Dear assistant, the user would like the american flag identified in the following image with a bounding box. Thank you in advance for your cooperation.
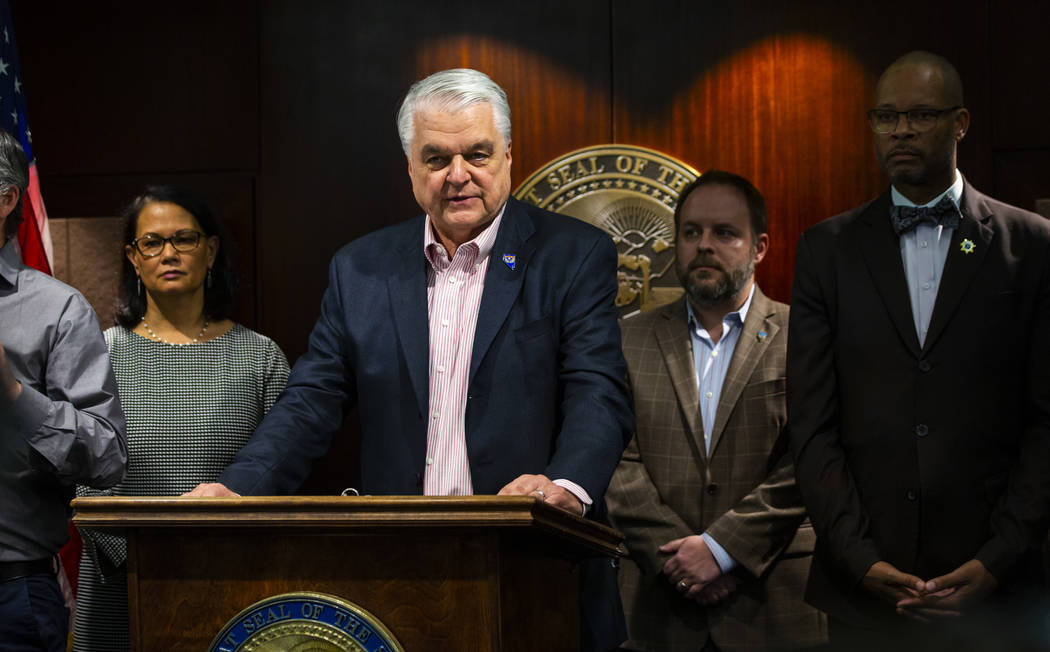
[1,0,52,274]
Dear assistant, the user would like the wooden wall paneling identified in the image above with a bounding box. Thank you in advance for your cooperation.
[258,0,613,493]
[10,0,261,325]
[10,0,260,177]
[988,0,1050,150]
[408,12,614,188]
[50,216,124,328]
[259,0,421,495]
[258,0,423,362]
[994,151,1050,215]
[610,0,990,302]
[988,0,1050,210]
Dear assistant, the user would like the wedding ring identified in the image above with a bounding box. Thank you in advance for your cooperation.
[533,489,547,499]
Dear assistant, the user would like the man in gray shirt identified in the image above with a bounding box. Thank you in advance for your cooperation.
[0,129,126,651]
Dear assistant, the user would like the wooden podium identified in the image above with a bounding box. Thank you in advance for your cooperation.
[72,496,623,651]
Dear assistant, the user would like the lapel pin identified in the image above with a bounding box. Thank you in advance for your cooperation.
[502,254,516,270]
[757,330,768,342]
[959,238,976,255]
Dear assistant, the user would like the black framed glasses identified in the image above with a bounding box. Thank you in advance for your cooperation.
[131,230,204,257]
[866,106,961,134]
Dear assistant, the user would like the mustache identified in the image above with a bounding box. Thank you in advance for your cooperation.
[688,257,725,273]
[888,146,922,157]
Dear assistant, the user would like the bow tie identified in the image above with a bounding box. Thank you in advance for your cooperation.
[890,195,961,235]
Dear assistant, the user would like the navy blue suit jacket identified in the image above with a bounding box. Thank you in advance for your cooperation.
[219,197,633,501]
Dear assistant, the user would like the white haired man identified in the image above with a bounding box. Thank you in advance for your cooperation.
[190,68,634,651]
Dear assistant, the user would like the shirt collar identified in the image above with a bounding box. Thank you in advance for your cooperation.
[891,169,963,209]
[423,202,506,270]
[685,283,755,337]
[0,238,20,287]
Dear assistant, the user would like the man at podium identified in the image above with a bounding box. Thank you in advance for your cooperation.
[188,68,634,650]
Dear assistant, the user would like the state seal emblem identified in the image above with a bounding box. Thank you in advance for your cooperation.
[515,145,699,314]
[208,592,404,652]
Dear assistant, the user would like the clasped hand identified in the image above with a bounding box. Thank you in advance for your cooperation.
[659,535,739,605]
[862,559,997,622]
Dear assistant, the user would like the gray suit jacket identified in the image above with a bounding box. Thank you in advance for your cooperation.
[607,289,825,652]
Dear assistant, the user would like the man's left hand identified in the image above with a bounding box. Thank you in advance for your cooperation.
[659,535,722,598]
[896,559,998,621]
[183,482,240,497]
[498,473,583,514]
[695,573,740,606]
[0,339,22,403]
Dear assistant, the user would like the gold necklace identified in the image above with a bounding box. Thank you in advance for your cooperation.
[141,319,209,346]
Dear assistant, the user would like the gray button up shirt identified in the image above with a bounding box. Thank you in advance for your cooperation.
[0,238,126,562]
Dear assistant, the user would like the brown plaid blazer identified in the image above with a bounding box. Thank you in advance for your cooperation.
[607,290,825,652]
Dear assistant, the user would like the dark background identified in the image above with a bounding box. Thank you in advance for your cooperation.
[11,0,1049,492]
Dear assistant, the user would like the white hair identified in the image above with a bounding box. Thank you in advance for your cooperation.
[396,68,511,154]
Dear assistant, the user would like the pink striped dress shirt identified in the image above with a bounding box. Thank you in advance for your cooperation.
[422,209,504,495]
[421,208,591,510]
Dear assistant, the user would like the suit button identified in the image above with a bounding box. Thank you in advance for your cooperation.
[706,483,719,496]
[915,424,928,437]
[906,489,917,501]
[918,360,931,372]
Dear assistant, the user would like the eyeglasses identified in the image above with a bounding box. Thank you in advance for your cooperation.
[866,106,961,134]
[131,230,204,257]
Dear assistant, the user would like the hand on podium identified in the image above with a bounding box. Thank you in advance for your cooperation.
[498,473,584,515]
[184,482,240,497]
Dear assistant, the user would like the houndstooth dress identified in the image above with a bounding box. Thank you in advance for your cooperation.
[72,324,290,651]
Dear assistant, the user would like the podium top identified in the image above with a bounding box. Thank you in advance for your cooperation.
[72,495,624,557]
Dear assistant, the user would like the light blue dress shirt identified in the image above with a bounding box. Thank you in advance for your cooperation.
[893,170,964,346]
[686,284,754,574]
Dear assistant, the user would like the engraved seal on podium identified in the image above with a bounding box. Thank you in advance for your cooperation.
[208,592,404,652]
[514,145,698,314]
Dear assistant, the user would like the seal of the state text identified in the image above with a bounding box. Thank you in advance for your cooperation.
[208,592,404,652]
[515,144,699,314]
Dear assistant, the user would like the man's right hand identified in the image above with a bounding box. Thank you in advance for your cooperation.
[660,535,723,598]
[183,482,239,497]
[861,560,925,606]
[894,558,996,621]
[0,339,22,403]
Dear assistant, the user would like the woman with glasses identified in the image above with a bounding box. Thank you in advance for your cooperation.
[72,186,290,652]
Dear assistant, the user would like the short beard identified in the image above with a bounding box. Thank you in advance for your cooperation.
[678,246,756,308]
